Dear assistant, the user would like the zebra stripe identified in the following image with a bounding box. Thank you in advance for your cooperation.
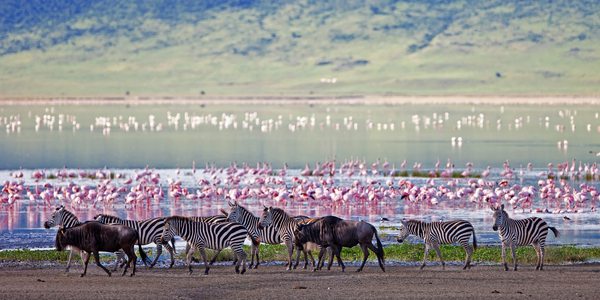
[94,214,174,268]
[257,206,301,270]
[492,204,559,271]
[226,201,281,268]
[162,216,247,275]
[397,219,477,270]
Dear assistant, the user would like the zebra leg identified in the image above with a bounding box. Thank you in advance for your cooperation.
[233,245,247,274]
[307,250,316,270]
[285,239,294,271]
[198,246,210,275]
[81,251,91,277]
[187,243,200,263]
[65,249,74,273]
[539,245,546,271]
[293,245,302,270]
[254,243,260,269]
[93,251,112,277]
[163,243,175,268]
[510,243,518,271]
[208,249,222,265]
[356,243,369,272]
[420,244,430,270]
[463,244,473,270]
[149,242,162,268]
[533,242,542,270]
[432,243,445,270]
[186,245,195,275]
[501,242,509,271]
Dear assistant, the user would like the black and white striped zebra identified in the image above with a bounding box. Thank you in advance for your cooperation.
[225,201,281,269]
[257,206,302,270]
[94,214,174,268]
[161,216,248,275]
[186,214,230,264]
[43,205,125,272]
[397,219,477,270]
[491,204,559,271]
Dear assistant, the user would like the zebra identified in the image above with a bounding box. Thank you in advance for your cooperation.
[397,219,477,270]
[161,216,248,275]
[94,214,174,268]
[186,213,230,264]
[225,201,281,269]
[491,204,559,271]
[43,205,125,272]
[257,206,302,270]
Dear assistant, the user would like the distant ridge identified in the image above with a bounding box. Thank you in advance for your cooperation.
[0,0,598,97]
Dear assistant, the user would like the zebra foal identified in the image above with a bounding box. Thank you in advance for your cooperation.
[491,204,559,271]
[397,219,477,270]
[161,216,248,275]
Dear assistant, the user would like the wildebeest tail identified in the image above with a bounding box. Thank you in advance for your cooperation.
[549,226,560,238]
[136,233,150,264]
[373,225,384,264]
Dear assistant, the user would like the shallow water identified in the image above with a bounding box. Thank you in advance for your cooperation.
[0,168,598,250]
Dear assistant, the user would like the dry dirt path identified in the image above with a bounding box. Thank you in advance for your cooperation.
[0,263,598,299]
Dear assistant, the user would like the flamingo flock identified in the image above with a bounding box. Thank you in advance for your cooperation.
[1,159,599,216]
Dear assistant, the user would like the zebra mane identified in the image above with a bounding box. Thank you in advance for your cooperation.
[60,208,80,223]
[269,207,291,219]
[165,216,191,223]
[94,213,122,221]
[235,203,255,216]
[405,219,426,237]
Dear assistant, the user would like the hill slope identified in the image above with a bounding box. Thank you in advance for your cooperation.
[0,0,599,97]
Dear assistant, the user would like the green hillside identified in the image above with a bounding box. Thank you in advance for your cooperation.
[0,0,599,97]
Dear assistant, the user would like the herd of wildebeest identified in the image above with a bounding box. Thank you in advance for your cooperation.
[45,202,559,277]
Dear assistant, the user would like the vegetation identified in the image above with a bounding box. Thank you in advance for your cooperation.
[3,244,600,265]
[0,0,598,97]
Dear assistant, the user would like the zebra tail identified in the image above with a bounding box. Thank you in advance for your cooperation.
[472,230,477,251]
[373,227,385,264]
[549,226,560,238]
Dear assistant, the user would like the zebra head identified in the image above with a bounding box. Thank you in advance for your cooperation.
[226,201,242,223]
[396,219,410,243]
[161,218,176,244]
[257,206,272,230]
[43,205,66,229]
[491,204,506,231]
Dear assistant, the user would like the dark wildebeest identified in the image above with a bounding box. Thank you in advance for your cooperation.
[55,221,148,277]
[294,215,385,272]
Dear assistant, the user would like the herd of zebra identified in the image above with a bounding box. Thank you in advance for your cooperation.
[43,202,560,277]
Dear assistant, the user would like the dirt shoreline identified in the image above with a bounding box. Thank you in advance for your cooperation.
[0,95,599,105]
[0,263,598,299]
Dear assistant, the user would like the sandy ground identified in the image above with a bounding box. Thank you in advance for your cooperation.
[0,262,598,299]
[0,96,599,105]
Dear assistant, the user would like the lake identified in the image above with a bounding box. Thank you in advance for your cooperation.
[0,101,599,250]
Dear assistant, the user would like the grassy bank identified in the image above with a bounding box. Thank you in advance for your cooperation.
[2,245,600,265]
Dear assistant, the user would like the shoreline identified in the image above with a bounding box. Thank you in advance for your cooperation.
[1,95,600,105]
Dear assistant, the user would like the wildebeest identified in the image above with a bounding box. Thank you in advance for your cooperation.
[294,215,385,272]
[55,221,148,277]
[292,216,331,270]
